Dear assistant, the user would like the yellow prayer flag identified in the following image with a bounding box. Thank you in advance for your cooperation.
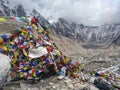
[9,41,15,45]
[23,66,28,71]
[22,49,28,57]
[38,28,43,33]
[13,59,17,63]
[20,72,24,78]
[3,46,7,51]
[0,18,6,22]
[57,51,61,56]
[22,16,26,19]
[64,57,70,64]
[0,38,3,43]
[33,73,36,77]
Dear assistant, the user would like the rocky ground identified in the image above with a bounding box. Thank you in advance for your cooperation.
[50,34,120,70]
[0,20,24,35]
[0,21,120,90]
[3,76,99,90]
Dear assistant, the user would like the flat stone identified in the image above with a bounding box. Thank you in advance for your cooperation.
[74,83,90,90]
[67,83,74,89]
[89,77,95,83]
[74,83,82,87]
[61,88,68,90]
[60,86,69,90]
[89,85,99,90]
[20,83,31,90]
[56,87,61,90]
[72,78,80,84]
[40,80,44,83]
[49,82,54,86]
[116,82,120,89]
[44,86,52,90]
[31,87,39,90]
[64,78,72,83]
[55,84,60,88]
[52,85,56,89]
[57,76,65,80]
[11,87,15,90]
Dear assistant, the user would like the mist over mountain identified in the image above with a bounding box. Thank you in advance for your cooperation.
[1,0,120,25]
[49,18,120,48]
[0,0,120,48]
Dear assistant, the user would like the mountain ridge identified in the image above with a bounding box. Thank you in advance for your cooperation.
[49,18,120,47]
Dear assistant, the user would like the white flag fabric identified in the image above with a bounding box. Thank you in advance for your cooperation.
[29,46,48,58]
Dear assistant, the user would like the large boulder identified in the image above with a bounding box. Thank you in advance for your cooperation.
[0,54,11,88]
[94,78,114,90]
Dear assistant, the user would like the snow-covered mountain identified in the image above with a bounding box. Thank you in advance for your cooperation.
[0,0,120,48]
[0,0,25,16]
[0,0,50,30]
[49,18,120,47]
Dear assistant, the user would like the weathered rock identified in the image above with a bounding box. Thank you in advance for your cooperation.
[40,80,44,83]
[31,87,39,90]
[60,88,68,90]
[57,76,65,80]
[89,77,95,83]
[52,85,56,89]
[60,86,69,90]
[67,83,74,89]
[64,77,72,83]
[11,87,15,90]
[114,81,120,89]
[74,83,90,90]
[94,78,114,90]
[49,82,54,86]
[89,85,99,90]
[0,54,11,88]
[74,83,82,87]
[20,83,31,90]
[71,78,80,84]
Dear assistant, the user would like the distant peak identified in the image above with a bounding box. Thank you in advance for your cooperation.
[58,18,68,24]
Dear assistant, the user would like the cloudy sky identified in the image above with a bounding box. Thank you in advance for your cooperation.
[9,0,120,25]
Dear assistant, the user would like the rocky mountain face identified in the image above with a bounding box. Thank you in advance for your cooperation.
[0,0,120,48]
[0,0,26,16]
[0,0,49,26]
[49,18,120,48]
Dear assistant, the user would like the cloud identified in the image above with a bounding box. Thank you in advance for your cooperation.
[8,0,120,25]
